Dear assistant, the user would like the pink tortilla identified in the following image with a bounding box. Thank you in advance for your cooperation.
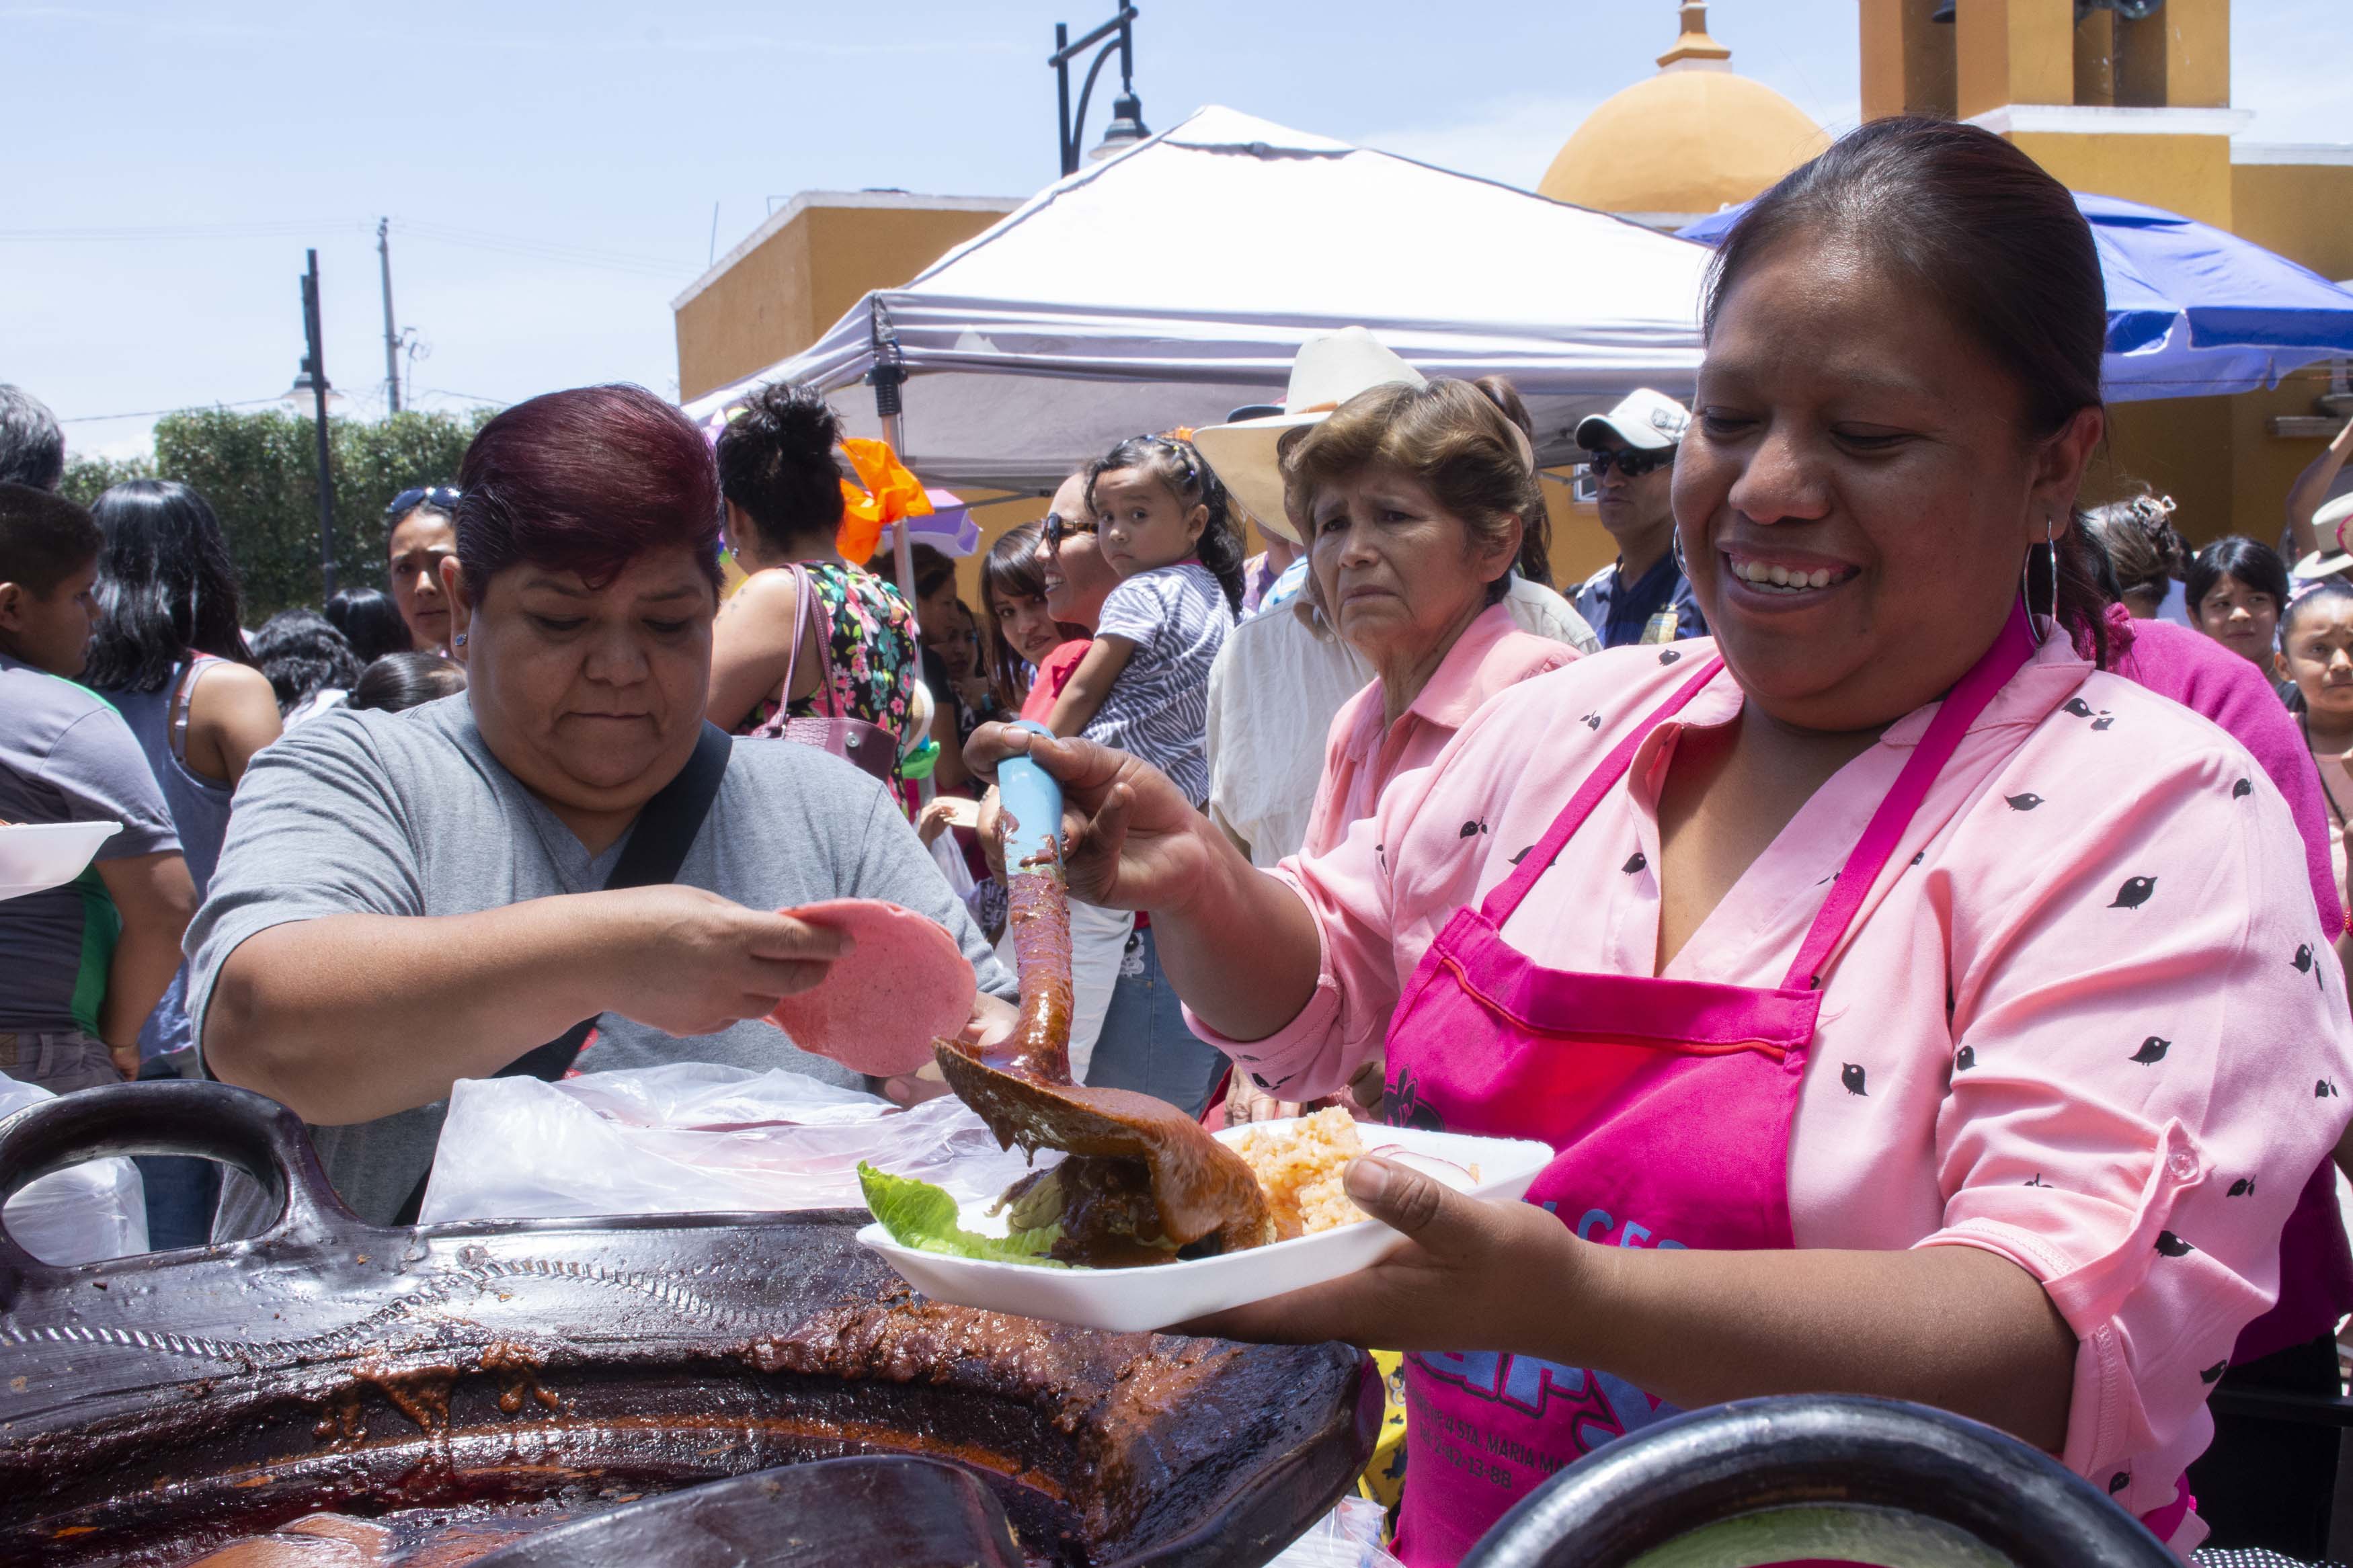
[766,899,978,1077]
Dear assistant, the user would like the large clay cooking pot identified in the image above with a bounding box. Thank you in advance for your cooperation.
[0,1081,1379,1567]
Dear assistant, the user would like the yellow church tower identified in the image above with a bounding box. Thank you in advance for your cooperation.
[1853,0,2352,542]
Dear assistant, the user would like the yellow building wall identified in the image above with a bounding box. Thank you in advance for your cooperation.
[674,202,1011,405]
[2006,131,2235,226]
[2100,397,2237,543]
[2232,164,2353,282]
[1956,0,2076,118]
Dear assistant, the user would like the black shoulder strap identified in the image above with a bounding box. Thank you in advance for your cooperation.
[392,723,733,1224]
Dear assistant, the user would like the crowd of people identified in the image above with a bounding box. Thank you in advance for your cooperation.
[4,115,2353,1559]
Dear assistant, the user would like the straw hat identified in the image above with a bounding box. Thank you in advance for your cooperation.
[1191,327,1426,543]
[2292,491,2353,583]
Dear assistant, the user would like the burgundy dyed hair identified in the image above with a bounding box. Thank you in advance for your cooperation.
[454,384,722,595]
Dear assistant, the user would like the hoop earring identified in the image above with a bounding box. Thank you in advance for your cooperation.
[2020,516,2057,649]
[1671,529,1688,580]
[2046,516,2060,624]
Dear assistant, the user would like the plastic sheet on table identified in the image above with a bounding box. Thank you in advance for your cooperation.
[0,1077,149,1263]
[419,1061,1053,1226]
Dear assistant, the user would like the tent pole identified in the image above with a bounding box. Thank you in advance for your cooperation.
[865,298,932,805]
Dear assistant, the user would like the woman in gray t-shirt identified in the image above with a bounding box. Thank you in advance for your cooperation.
[192,386,1014,1229]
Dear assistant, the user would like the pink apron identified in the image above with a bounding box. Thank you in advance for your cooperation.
[1381,613,2187,1564]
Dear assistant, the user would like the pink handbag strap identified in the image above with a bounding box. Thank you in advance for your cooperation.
[778,563,844,721]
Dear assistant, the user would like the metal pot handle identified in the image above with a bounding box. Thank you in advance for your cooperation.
[1460,1394,2176,1568]
[0,1079,370,1269]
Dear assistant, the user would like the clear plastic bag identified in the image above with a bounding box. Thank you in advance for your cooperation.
[0,1078,150,1264]
[1265,1497,1403,1568]
[417,1061,1051,1225]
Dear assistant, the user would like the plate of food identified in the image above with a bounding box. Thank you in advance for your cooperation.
[858,1108,1552,1333]
[848,725,1551,1333]
[0,821,120,903]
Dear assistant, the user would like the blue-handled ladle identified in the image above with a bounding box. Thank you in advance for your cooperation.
[932,722,1272,1257]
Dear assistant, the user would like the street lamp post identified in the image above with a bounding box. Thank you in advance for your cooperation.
[1049,7,1148,177]
[298,249,337,600]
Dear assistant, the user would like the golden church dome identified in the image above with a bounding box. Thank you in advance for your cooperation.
[1538,3,1829,224]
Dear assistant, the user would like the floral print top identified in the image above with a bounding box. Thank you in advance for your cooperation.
[735,563,921,741]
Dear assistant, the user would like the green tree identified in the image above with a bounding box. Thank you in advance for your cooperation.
[139,407,493,619]
[56,452,156,507]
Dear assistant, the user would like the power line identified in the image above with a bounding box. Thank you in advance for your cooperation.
[57,396,288,424]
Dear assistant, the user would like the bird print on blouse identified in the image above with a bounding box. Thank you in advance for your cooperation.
[2155,1231,2196,1257]
[2111,876,2158,909]
[1954,1044,1976,1071]
[2130,1037,2171,1065]
[2006,793,2045,811]
[1840,1063,1868,1096]
[1623,852,1646,875]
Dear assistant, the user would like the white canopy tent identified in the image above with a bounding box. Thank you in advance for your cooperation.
[683,107,1714,495]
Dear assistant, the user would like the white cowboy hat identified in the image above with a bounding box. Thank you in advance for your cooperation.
[1191,327,1427,543]
[2292,491,2353,583]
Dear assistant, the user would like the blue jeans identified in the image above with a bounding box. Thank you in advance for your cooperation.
[134,1055,219,1250]
[1085,923,1228,1119]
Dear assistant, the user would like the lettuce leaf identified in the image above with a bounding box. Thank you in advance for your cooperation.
[859,1162,1066,1268]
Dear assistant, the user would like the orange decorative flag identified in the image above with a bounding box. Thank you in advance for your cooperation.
[836,437,933,563]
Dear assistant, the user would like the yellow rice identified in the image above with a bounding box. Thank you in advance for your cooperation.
[1229,1107,1369,1241]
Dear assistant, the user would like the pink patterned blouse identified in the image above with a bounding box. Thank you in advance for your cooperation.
[1192,633,2353,1552]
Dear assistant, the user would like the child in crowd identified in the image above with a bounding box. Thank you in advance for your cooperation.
[2280,580,2353,926]
[0,483,195,1094]
[1043,434,1244,807]
[2188,534,2291,678]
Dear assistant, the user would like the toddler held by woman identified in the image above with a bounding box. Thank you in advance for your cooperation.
[1043,435,1244,807]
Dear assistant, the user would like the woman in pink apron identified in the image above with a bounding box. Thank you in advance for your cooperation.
[971,118,2353,1562]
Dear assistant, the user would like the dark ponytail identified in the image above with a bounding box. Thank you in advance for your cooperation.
[1706,116,2112,665]
[713,380,844,555]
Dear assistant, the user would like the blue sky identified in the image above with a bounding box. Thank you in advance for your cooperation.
[6,0,2340,459]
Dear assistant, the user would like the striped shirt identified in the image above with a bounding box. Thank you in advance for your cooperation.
[1088,563,1234,807]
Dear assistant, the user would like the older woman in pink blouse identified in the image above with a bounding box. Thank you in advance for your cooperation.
[973,119,2351,1563]
[1227,378,1579,1126]
[1293,378,1580,861]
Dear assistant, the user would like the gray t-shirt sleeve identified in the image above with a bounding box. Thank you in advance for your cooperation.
[186,712,420,1063]
[46,708,178,860]
[836,776,1019,1005]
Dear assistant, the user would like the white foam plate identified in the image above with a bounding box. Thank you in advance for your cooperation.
[0,821,120,903]
[858,1119,1554,1333]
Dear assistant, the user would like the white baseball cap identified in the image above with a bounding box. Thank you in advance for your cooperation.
[1190,327,1427,542]
[1575,387,1691,453]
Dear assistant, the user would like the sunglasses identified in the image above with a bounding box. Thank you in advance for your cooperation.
[1585,447,1673,479]
[385,485,461,518]
[1043,511,1096,549]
